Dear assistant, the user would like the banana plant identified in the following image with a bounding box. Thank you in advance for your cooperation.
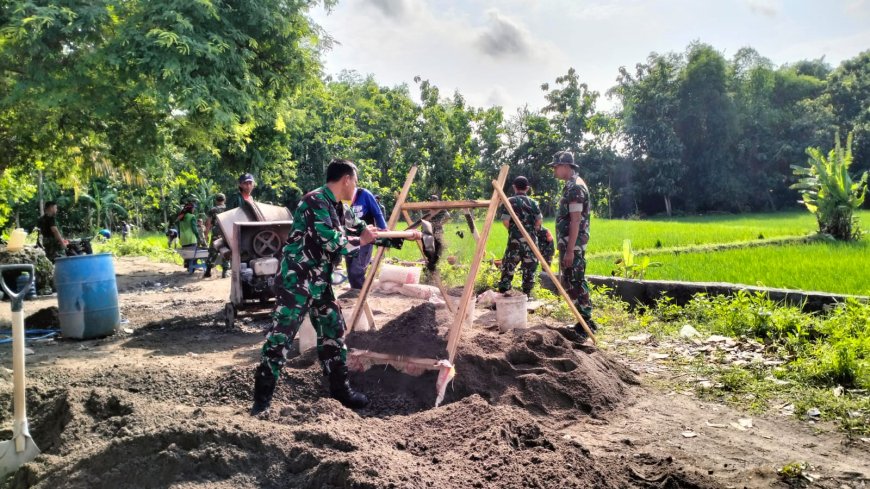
[613,239,661,279]
[791,132,868,241]
[79,181,128,231]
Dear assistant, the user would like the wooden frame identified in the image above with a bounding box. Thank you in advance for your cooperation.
[345,165,510,378]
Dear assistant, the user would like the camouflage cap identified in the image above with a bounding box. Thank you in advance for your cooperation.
[215,193,226,202]
[549,151,578,168]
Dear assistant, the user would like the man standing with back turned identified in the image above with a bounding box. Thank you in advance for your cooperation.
[250,159,420,415]
[496,176,542,296]
[550,151,597,339]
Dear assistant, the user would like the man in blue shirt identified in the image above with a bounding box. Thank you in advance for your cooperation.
[345,187,387,289]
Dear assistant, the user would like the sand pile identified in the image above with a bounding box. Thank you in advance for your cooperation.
[346,303,447,359]
[10,388,710,489]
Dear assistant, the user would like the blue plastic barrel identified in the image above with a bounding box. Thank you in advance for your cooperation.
[16,272,37,299]
[54,253,120,339]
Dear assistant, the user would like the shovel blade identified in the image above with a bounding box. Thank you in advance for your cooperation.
[0,436,40,478]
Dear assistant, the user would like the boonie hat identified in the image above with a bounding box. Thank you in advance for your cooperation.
[549,151,578,168]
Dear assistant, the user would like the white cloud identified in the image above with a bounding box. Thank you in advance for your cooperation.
[744,0,782,17]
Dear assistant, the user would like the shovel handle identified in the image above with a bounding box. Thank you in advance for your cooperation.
[375,231,420,240]
[0,264,35,305]
[0,265,33,452]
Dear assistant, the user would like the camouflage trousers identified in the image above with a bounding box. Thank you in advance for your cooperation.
[497,238,538,294]
[559,248,593,321]
[260,261,347,380]
[205,236,227,270]
[43,241,64,264]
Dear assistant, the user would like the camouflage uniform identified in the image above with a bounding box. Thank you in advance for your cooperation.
[36,214,64,263]
[496,194,542,295]
[556,174,593,322]
[258,185,402,381]
[537,227,555,268]
[205,204,226,270]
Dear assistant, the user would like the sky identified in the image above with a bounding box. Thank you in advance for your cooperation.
[309,0,870,113]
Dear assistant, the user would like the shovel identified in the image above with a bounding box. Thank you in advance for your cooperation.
[0,264,40,477]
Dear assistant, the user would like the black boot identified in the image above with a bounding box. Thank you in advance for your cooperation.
[221,267,228,278]
[250,363,277,416]
[203,265,212,278]
[328,364,369,409]
[573,318,598,340]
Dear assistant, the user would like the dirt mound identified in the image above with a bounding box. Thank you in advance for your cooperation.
[452,327,638,419]
[24,307,59,329]
[16,390,709,489]
[346,302,447,358]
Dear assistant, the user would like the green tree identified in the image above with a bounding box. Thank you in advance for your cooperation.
[824,51,870,176]
[676,43,739,211]
[0,0,330,193]
[791,132,868,240]
[613,53,685,215]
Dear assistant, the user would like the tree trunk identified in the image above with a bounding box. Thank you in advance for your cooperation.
[38,170,44,216]
[664,195,672,217]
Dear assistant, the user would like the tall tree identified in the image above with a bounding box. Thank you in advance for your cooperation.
[613,53,685,215]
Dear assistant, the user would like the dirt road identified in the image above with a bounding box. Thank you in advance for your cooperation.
[0,257,865,488]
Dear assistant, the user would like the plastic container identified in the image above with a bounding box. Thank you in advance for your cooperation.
[399,284,439,300]
[6,228,26,252]
[297,317,317,352]
[15,272,37,300]
[379,264,421,285]
[496,294,528,333]
[343,308,370,332]
[54,253,120,339]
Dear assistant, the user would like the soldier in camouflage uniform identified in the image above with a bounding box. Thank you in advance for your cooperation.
[537,227,555,268]
[496,176,543,295]
[203,193,227,278]
[550,151,597,338]
[36,201,67,263]
[250,159,420,415]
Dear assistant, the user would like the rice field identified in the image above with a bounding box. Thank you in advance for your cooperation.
[385,210,870,296]
[587,240,870,296]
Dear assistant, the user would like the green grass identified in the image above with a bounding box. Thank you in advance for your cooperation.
[589,240,870,296]
[389,210,869,261]
[385,210,870,296]
[592,290,870,436]
[93,231,182,264]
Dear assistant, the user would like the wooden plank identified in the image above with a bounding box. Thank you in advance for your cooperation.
[491,180,597,343]
[401,200,490,211]
[446,165,510,362]
[348,166,418,333]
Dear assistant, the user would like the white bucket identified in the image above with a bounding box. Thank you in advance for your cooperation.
[496,295,528,333]
[298,317,317,352]
[7,228,26,252]
[379,264,421,285]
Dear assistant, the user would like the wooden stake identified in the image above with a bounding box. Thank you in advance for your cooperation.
[446,165,510,362]
[491,180,596,343]
[348,166,418,333]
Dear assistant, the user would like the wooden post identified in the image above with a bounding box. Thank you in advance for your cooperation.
[348,166,418,333]
[491,181,596,343]
[446,165,510,362]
